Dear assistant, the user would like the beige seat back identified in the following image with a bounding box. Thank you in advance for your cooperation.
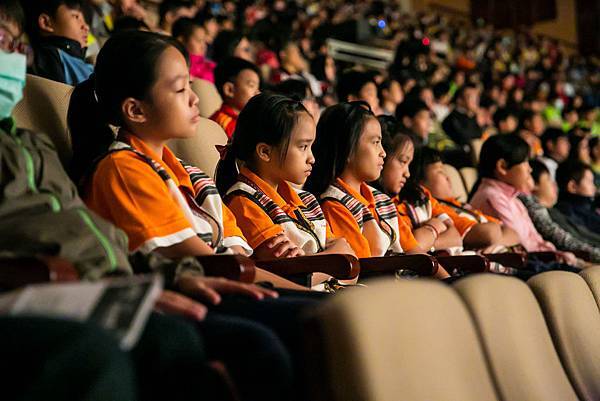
[307,278,499,401]
[528,271,600,401]
[454,274,579,401]
[470,137,484,164]
[12,74,74,165]
[459,167,478,195]
[443,164,468,202]
[168,117,227,178]
[192,79,222,118]
[580,267,600,308]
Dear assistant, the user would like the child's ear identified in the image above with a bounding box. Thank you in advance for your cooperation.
[566,178,578,194]
[121,98,147,124]
[255,143,273,163]
[38,13,54,34]
[223,82,235,99]
[496,159,509,176]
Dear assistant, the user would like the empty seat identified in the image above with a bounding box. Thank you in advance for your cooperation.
[454,274,579,401]
[168,117,228,178]
[12,74,74,165]
[192,79,222,118]
[459,167,478,194]
[306,278,500,401]
[443,164,468,202]
[528,271,600,401]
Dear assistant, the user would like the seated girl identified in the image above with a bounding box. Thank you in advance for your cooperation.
[414,146,521,250]
[216,93,355,286]
[469,134,579,266]
[376,132,464,254]
[304,102,450,278]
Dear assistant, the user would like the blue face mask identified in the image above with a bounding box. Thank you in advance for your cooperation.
[0,50,26,119]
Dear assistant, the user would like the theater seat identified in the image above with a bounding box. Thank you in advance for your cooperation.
[528,271,600,401]
[192,79,222,118]
[459,167,478,194]
[168,117,228,178]
[443,164,468,202]
[306,278,500,401]
[579,267,600,308]
[470,138,484,165]
[12,74,74,165]
[453,274,579,401]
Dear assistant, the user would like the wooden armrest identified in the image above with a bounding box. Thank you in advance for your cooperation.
[197,255,256,283]
[0,256,79,290]
[255,254,359,280]
[358,254,439,277]
[484,252,528,269]
[528,251,559,263]
[435,255,490,274]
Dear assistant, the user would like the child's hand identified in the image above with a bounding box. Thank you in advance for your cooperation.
[324,238,356,257]
[154,290,207,321]
[426,217,449,233]
[177,276,278,305]
[253,233,304,259]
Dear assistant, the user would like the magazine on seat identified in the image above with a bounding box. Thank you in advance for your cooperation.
[0,274,162,350]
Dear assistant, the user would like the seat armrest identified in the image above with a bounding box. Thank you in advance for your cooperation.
[255,254,359,280]
[435,255,490,274]
[359,254,439,277]
[484,252,527,269]
[197,255,256,283]
[0,256,79,290]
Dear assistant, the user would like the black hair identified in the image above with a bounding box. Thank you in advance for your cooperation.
[304,101,376,197]
[398,145,442,205]
[567,133,589,162]
[215,92,310,195]
[468,134,530,200]
[454,83,478,102]
[556,159,592,193]
[0,0,25,33]
[213,57,261,98]
[159,0,192,27]
[172,17,201,40]
[272,79,311,101]
[541,127,568,155]
[493,107,517,129]
[212,30,245,64]
[432,81,450,100]
[310,54,332,83]
[67,31,187,186]
[377,79,398,101]
[519,109,541,129]
[21,0,83,43]
[395,98,429,122]
[112,16,150,34]
[530,159,550,184]
[336,70,375,103]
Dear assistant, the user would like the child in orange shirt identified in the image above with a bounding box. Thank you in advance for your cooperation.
[216,92,354,266]
[210,57,261,139]
[303,102,450,277]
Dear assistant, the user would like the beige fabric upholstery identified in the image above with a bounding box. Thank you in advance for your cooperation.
[580,267,600,309]
[168,117,227,178]
[459,167,478,194]
[454,274,579,401]
[192,79,222,118]
[309,278,499,401]
[443,164,468,202]
[12,74,73,165]
[528,271,600,401]
[470,138,484,164]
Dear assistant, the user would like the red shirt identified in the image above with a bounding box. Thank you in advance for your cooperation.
[210,104,238,139]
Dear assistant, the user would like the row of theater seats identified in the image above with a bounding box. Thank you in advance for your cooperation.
[307,268,600,401]
[12,73,600,400]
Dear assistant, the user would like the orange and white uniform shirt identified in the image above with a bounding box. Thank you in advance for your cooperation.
[319,178,406,258]
[225,167,331,254]
[438,198,502,225]
[85,134,251,255]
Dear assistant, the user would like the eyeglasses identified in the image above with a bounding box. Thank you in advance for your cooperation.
[0,25,28,55]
